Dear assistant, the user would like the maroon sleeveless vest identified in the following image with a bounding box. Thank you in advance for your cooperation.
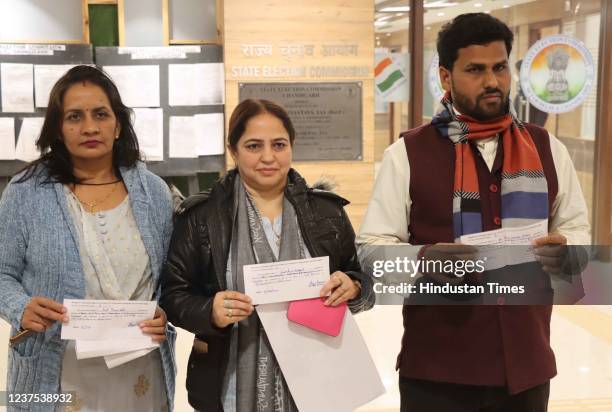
[398,123,558,394]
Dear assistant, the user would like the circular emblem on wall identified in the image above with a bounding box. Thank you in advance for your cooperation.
[428,52,445,101]
[520,34,594,114]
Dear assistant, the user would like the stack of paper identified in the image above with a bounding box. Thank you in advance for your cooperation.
[61,299,159,369]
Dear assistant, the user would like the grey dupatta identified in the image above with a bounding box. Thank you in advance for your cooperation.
[230,175,300,412]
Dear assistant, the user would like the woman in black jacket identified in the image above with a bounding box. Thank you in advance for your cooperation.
[160,99,374,412]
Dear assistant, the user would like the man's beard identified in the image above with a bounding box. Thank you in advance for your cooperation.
[451,85,510,121]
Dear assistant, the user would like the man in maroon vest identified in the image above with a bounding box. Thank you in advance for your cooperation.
[357,13,590,412]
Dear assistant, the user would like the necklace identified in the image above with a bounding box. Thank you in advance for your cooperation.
[73,182,120,213]
[76,179,122,186]
[270,220,281,247]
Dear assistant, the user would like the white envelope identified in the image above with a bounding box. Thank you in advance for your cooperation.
[257,303,385,412]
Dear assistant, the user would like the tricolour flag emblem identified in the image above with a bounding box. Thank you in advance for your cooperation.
[375,57,406,93]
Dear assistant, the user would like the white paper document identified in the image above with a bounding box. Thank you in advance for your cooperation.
[61,299,157,340]
[104,347,157,369]
[169,115,197,158]
[72,305,159,369]
[257,303,385,412]
[15,117,44,161]
[77,339,158,369]
[244,256,330,305]
[132,108,164,161]
[168,63,225,106]
[103,65,160,108]
[34,64,77,107]
[460,220,548,270]
[194,113,225,155]
[168,113,224,158]
[75,338,158,360]
[0,117,16,160]
[1,63,34,112]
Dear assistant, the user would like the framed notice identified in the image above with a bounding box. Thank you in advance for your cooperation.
[239,82,362,161]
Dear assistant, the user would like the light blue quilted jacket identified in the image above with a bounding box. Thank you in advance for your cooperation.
[0,162,176,411]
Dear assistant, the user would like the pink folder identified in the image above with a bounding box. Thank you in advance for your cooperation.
[287,297,347,337]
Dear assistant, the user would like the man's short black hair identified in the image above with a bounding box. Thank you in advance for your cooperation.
[437,13,514,70]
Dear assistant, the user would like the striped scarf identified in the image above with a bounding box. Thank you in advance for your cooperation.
[431,92,548,240]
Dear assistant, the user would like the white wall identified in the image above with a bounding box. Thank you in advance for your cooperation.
[0,0,83,42]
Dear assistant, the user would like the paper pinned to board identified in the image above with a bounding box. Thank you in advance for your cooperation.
[103,65,160,108]
[34,64,78,107]
[168,115,197,158]
[15,117,43,162]
[257,303,385,412]
[132,108,164,161]
[194,112,224,156]
[1,63,34,113]
[0,117,16,160]
[168,63,224,106]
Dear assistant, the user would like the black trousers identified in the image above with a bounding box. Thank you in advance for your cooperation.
[399,377,550,412]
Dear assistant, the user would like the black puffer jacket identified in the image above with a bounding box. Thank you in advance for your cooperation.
[160,168,374,411]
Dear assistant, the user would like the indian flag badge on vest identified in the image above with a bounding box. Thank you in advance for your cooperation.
[375,53,409,101]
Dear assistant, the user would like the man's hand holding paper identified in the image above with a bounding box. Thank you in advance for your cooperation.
[532,233,568,275]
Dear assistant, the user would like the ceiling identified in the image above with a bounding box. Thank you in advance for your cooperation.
[374,0,537,33]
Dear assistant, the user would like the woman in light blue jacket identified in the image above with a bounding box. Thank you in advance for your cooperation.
[0,65,175,411]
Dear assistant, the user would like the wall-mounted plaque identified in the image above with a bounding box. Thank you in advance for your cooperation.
[239,82,362,161]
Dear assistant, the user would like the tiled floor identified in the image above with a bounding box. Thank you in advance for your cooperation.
[355,305,612,411]
[0,306,609,411]
[549,398,612,411]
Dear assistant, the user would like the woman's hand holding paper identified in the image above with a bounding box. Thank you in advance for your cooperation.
[139,306,168,343]
[320,271,360,306]
[211,291,254,328]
